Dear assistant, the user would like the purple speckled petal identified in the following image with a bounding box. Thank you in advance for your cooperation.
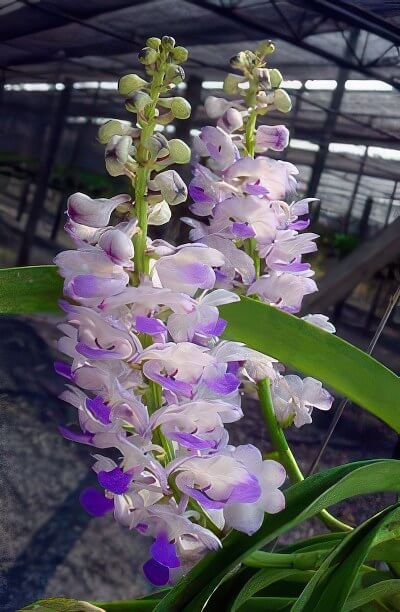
[232,222,256,239]
[86,396,111,424]
[58,425,93,445]
[151,373,192,398]
[180,262,215,287]
[135,316,167,335]
[143,558,170,586]
[188,487,225,509]
[205,372,240,395]
[244,182,269,196]
[150,532,180,569]
[54,361,73,380]
[189,183,211,203]
[273,261,310,273]
[229,473,261,503]
[169,431,216,450]
[289,219,310,230]
[212,318,227,336]
[98,466,132,494]
[79,487,114,516]
[76,342,121,359]
[70,274,126,299]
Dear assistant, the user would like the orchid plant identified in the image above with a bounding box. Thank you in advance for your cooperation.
[4,36,399,612]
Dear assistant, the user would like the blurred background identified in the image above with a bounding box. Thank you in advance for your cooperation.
[0,1,399,609]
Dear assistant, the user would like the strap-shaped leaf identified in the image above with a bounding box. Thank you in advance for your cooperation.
[220,296,400,432]
[0,265,62,314]
[344,579,400,611]
[154,460,400,611]
[231,568,312,612]
[292,504,400,611]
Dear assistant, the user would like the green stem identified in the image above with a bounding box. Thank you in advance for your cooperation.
[257,378,352,533]
[133,52,167,276]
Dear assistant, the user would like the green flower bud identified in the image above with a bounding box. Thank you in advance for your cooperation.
[170,97,191,119]
[156,110,174,125]
[269,68,283,88]
[256,40,275,56]
[229,51,247,69]
[165,64,185,85]
[125,91,152,113]
[138,47,158,65]
[223,73,245,94]
[118,74,147,96]
[147,133,169,159]
[97,119,125,144]
[146,36,161,50]
[274,89,292,113]
[168,139,191,164]
[254,68,271,89]
[171,46,188,63]
[162,35,176,50]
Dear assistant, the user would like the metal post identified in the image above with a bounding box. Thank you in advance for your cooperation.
[343,144,369,232]
[358,195,373,239]
[307,29,360,198]
[384,180,398,227]
[17,80,72,265]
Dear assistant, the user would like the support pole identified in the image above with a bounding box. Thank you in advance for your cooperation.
[358,195,373,239]
[384,180,398,227]
[343,144,369,233]
[307,29,360,198]
[17,80,72,266]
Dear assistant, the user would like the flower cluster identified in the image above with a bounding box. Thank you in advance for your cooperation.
[54,37,287,587]
[184,42,334,428]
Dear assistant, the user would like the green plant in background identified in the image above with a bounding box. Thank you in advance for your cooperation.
[2,36,399,612]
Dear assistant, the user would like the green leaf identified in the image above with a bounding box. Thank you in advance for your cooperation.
[93,601,158,611]
[291,504,400,611]
[240,597,296,611]
[153,460,400,611]
[0,265,62,314]
[344,579,400,611]
[231,568,312,612]
[220,296,400,432]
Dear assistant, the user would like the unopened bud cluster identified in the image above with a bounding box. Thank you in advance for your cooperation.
[225,40,291,115]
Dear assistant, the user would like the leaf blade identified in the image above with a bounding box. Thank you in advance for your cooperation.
[0,265,62,314]
[220,296,400,432]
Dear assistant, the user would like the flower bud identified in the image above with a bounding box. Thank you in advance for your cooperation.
[218,107,243,133]
[170,97,191,119]
[230,51,247,68]
[171,46,188,63]
[146,36,161,49]
[118,74,148,96]
[97,120,125,144]
[138,47,158,65]
[125,91,152,113]
[168,139,191,164]
[256,40,275,56]
[162,35,175,50]
[274,89,292,113]
[147,133,169,159]
[223,73,245,95]
[148,200,172,226]
[269,68,283,88]
[149,169,187,205]
[254,68,271,89]
[165,64,185,85]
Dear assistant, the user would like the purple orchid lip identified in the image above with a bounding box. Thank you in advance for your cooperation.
[58,425,94,445]
[150,532,180,569]
[86,396,111,424]
[79,487,114,516]
[97,466,132,494]
[143,558,170,586]
[54,361,73,380]
[135,315,166,335]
